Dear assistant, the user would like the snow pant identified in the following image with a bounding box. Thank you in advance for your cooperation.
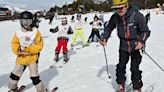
[87,28,101,42]
[8,63,46,92]
[71,28,87,45]
[116,50,143,90]
[55,37,68,54]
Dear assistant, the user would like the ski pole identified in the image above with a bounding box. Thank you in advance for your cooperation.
[103,45,111,78]
[144,51,164,73]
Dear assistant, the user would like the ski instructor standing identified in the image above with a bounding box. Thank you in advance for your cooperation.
[100,0,150,92]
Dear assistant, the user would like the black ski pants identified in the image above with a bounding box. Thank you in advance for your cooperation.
[116,50,143,90]
[88,28,101,42]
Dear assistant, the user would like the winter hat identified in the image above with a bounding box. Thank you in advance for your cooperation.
[111,0,128,9]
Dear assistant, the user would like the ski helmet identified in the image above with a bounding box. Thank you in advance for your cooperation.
[20,11,33,30]
[111,0,128,9]
[77,13,81,18]
[61,17,67,25]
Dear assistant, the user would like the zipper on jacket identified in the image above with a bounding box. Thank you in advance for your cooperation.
[122,17,131,53]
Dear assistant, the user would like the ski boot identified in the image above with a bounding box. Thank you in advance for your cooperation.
[116,84,125,92]
[87,39,92,43]
[63,53,69,62]
[132,80,143,92]
[54,53,59,62]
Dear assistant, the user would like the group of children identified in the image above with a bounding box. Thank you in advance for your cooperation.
[8,9,152,92]
[50,13,104,63]
[8,11,104,92]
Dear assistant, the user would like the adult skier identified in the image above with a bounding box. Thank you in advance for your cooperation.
[145,11,150,24]
[87,15,102,43]
[100,0,150,92]
[50,17,73,62]
[8,11,46,92]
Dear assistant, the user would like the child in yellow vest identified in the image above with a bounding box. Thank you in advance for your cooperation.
[8,11,46,92]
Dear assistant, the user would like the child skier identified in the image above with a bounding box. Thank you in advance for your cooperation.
[50,17,73,62]
[87,15,102,43]
[70,14,88,47]
[8,11,46,92]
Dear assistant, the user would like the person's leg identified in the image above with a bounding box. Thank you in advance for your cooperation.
[87,29,94,43]
[28,63,46,92]
[71,29,79,46]
[116,50,130,84]
[95,30,101,40]
[55,38,63,54]
[92,31,97,42]
[79,29,87,45]
[131,50,143,90]
[54,39,63,61]
[62,39,69,61]
[116,50,130,91]
[62,39,68,54]
[8,64,25,90]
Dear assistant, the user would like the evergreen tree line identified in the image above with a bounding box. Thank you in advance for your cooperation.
[47,0,164,14]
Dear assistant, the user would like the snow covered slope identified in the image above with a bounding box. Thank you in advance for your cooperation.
[0,10,164,92]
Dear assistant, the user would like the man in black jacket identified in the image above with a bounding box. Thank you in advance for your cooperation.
[100,0,150,92]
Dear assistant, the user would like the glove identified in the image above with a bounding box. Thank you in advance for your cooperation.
[50,28,57,33]
[135,42,143,50]
[50,29,54,32]
[67,30,73,34]
[100,38,107,46]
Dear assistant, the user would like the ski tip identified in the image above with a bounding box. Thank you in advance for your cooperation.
[20,85,26,87]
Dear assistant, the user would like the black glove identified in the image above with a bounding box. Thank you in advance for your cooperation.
[50,29,55,33]
[67,30,73,34]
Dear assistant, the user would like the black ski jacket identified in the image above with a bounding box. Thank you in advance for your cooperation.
[103,5,150,53]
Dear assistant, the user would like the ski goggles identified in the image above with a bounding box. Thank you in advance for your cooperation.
[20,19,33,27]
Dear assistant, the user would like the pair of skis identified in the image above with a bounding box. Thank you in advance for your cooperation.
[50,57,69,68]
[12,85,58,92]
[116,83,155,92]
[71,44,90,50]
[50,61,68,68]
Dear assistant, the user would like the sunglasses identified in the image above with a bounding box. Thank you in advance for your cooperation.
[114,6,126,10]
